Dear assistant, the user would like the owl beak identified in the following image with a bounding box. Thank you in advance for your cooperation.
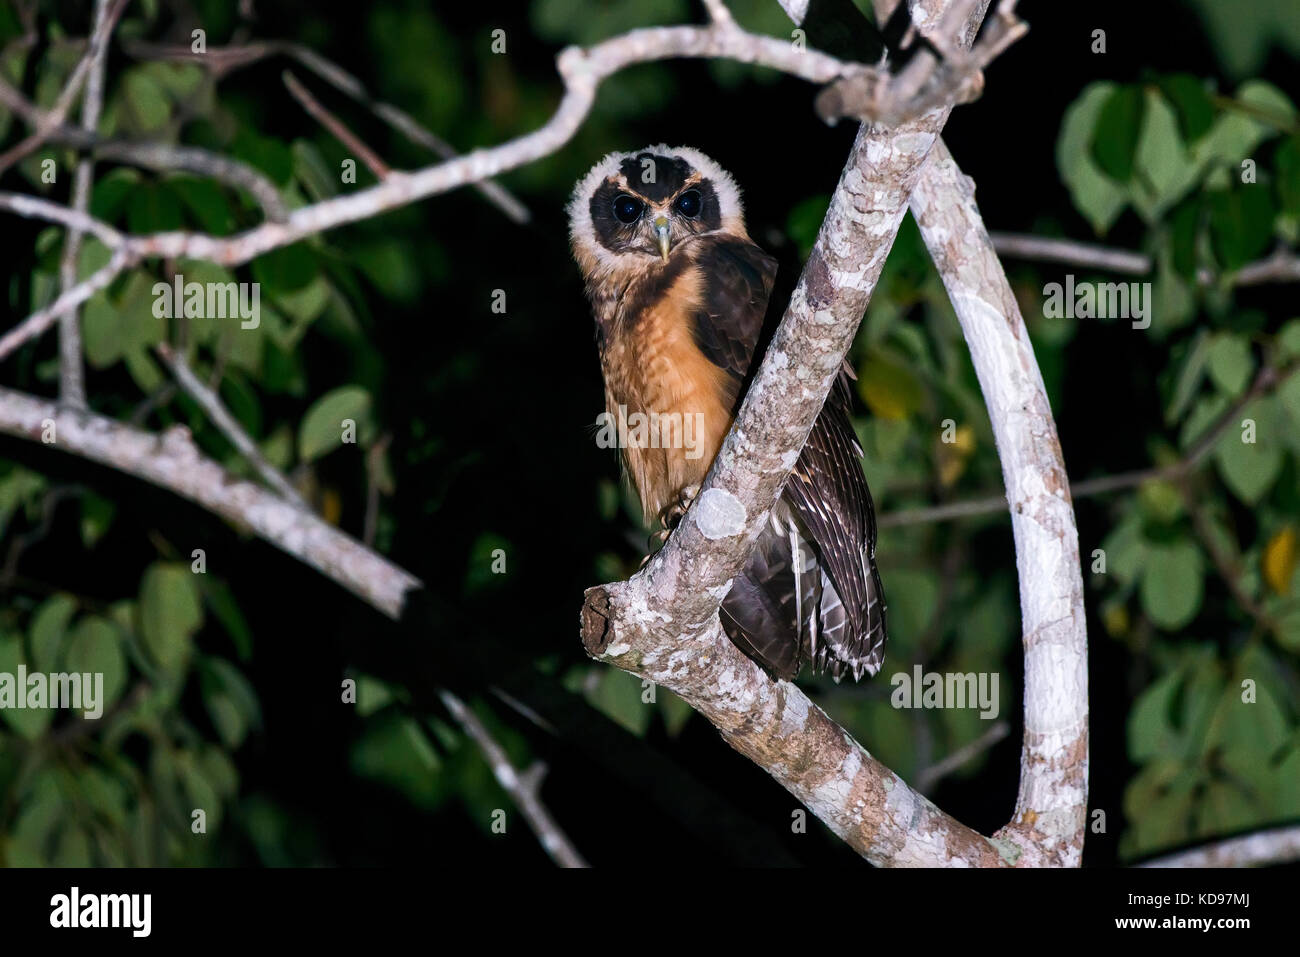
[653,217,671,261]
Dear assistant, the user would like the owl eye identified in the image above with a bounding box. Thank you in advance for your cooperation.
[674,189,702,218]
[613,194,644,224]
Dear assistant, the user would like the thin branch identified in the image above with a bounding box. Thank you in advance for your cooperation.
[155,343,309,509]
[282,71,392,179]
[0,74,291,221]
[1138,824,1300,868]
[0,0,130,175]
[916,720,1010,792]
[57,0,117,409]
[123,38,532,223]
[990,231,1300,287]
[0,244,134,361]
[1,18,986,363]
[0,388,420,617]
[438,690,588,868]
[878,358,1300,528]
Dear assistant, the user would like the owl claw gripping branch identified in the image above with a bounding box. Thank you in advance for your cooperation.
[569,146,888,683]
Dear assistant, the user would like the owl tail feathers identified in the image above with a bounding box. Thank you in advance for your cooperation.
[719,517,885,683]
[720,541,802,680]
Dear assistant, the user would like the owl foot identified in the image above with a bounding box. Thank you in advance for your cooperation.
[639,484,701,567]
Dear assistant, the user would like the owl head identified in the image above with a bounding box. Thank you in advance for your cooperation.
[568,145,747,281]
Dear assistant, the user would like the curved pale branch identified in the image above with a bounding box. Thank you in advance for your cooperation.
[909,139,1088,867]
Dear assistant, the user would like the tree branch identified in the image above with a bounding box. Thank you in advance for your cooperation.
[909,138,1089,867]
[438,690,588,868]
[56,0,117,409]
[878,358,1300,528]
[0,388,419,618]
[1138,824,1300,868]
[577,0,1023,868]
[155,343,309,509]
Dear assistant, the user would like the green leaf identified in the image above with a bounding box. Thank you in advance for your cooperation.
[586,667,651,736]
[64,617,128,713]
[169,176,236,235]
[1128,670,1184,762]
[1058,83,1129,233]
[1205,333,1254,396]
[28,593,76,673]
[1092,85,1145,182]
[79,492,116,548]
[1140,541,1204,629]
[138,562,203,676]
[1165,328,1211,424]
[200,658,260,749]
[1157,74,1215,142]
[1131,90,1198,221]
[251,243,317,295]
[1214,402,1283,503]
[120,68,171,132]
[0,634,53,739]
[298,385,374,461]
[126,181,185,233]
[1209,186,1276,271]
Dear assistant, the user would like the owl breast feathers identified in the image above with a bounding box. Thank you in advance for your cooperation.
[569,145,887,682]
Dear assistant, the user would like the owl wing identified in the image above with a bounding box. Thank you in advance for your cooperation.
[688,235,886,680]
[687,235,777,411]
[782,367,887,678]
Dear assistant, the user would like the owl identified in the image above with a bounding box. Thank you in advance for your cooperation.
[568,145,887,681]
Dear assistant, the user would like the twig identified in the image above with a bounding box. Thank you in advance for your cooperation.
[282,71,391,179]
[0,22,887,364]
[123,38,530,223]
[0,0,130,175]
[990,231,1300,287]
[0,75,291,221]
[1138,824,1300,867]
[878,359,1300,528]
[155,343,309,509]
[916,720,1010,792]
[56,0,117,409]
[438,690,588,868]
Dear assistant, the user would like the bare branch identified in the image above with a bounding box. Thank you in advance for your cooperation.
[438,690,589,868]
[577,0,1012,868]
[0,0,130,175]
[57,0,118,409]
[990,231,1300,287]
[1,18,973,364]
[916,720,1011,792]
[0,388,420,618]
[155,343,309,509]
[282,71,392,179]
[1139,825,1300,868]
[878,358,1300,528]
[0,242,134,361]
[910,139,1088,868]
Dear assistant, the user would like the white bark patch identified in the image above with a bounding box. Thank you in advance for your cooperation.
[693,487,747,539]
[778,690,810,737]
